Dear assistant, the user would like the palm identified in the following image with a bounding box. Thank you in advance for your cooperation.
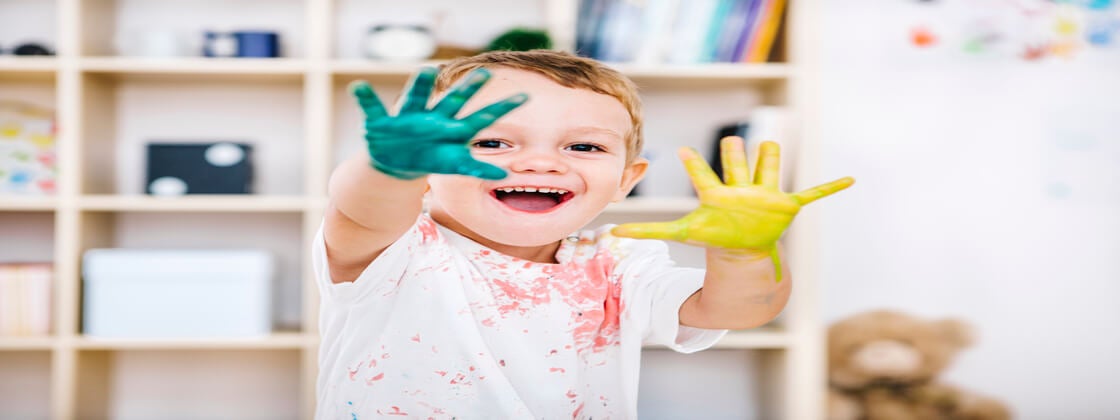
[612,138,853,251]
[678,184,801,249]
[352,67,527,180]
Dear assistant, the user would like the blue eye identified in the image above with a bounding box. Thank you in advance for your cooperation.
[472,139,507,148]
[567,143,605,152]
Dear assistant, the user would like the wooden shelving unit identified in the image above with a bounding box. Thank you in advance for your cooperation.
[0,0,824,419]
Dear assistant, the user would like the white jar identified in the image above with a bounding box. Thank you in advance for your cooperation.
[364,24,437,62]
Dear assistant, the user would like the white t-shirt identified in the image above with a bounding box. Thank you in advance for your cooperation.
[314,214,726,419]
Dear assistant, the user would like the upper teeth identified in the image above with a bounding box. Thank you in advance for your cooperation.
[498,186,569,194]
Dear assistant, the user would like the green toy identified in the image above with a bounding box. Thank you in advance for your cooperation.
[484,28,552,52]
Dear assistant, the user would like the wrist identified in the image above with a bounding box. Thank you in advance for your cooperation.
[370,158,427,180]
[707,246,773,262]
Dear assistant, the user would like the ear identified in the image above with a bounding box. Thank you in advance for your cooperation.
[612,156,649,202]
[934,318,974,349]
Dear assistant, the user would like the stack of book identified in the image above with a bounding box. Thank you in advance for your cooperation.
[576,0,787,64]
[0,263,52,336]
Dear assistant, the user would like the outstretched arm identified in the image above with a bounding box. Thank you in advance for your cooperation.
[612,137,853,329]
[325,67,527,283]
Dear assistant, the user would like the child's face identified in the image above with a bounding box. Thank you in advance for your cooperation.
[428,68,648,251]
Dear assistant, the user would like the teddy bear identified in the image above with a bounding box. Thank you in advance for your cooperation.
[826,310,1013,420]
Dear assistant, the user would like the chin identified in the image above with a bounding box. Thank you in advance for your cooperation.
[478,227,570,248]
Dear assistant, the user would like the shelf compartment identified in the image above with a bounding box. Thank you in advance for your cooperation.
[638,348,784,419]
[76,349,301,419]
[0,211,55,263]
[0,350,52,418]
[78,194,307,212]
[73,332,310,350]
[78,73,306,195]
[76,211,307,333]
[80,57,308,83]
[331,0,547,59]
[79,0,308,58]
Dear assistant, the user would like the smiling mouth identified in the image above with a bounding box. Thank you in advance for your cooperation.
[491,186,574,213]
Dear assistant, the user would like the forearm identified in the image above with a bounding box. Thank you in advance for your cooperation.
[328,154,427,234]
[679,244,792,330]
[323,154,427,282]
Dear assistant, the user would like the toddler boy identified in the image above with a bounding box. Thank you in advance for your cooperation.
[314,50,852,418]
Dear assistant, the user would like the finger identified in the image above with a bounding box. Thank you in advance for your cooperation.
[752,141,781,190]
[720,136,751,186]
[611,221,685,241]
[793,177,855,205]
[455,158,508,180]
[460,93,529,130]
[432,68,491,118]
[349,80,388,120]
[678,147,722,192]
[398,67,439,113]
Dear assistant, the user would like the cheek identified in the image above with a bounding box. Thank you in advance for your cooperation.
[428,177,478,204]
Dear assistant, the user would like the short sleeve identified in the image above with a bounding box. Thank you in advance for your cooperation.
[313,215,434,305]
[614,236,727,353]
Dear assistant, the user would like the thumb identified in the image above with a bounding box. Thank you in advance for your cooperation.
[611,220,686,241]
[454,158,507,180]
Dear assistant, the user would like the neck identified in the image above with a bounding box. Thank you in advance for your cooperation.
[430,210,562,264]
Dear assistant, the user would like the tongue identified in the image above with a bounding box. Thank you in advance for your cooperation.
[499,192,558,211]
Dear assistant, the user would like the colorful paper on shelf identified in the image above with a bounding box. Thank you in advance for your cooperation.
[0,102,57,195]
[0,263,53,336]
[745,0,787,63]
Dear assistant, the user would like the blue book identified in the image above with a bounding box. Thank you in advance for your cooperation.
[714,0,752,62]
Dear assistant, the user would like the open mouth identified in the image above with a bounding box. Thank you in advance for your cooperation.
[490,186,574,213]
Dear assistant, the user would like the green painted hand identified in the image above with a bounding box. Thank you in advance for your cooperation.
[351,67,528,180]
[611,137,854,281]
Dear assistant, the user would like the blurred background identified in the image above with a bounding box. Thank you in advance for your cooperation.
[0,0,1116,419]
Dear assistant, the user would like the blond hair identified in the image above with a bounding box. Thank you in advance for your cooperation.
[434,50,644,163]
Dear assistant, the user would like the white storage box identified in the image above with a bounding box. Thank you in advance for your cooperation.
[82,249,273,338]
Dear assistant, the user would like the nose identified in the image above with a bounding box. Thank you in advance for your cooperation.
[509,148,568,174]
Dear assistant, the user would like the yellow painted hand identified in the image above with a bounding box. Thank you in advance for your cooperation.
[611,137,854,280]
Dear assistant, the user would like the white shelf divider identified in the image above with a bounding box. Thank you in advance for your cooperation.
[70,332,312,351]
[0,197,59,211]
[76,195,309,213]
[0,336,56,351]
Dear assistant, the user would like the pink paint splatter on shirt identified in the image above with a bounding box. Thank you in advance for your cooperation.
[566,390,578,399]
[378,406,408,416]
[550,367,566,374]
[543,250,623,354]
[417,218,439,244]
[491,275,551,316]
[450,372,468,385]
[572,402,585,419]
[366,373,384,385]
[411,334,421,343]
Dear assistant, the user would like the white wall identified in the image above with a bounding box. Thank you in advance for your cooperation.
[817,1,1120,419]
